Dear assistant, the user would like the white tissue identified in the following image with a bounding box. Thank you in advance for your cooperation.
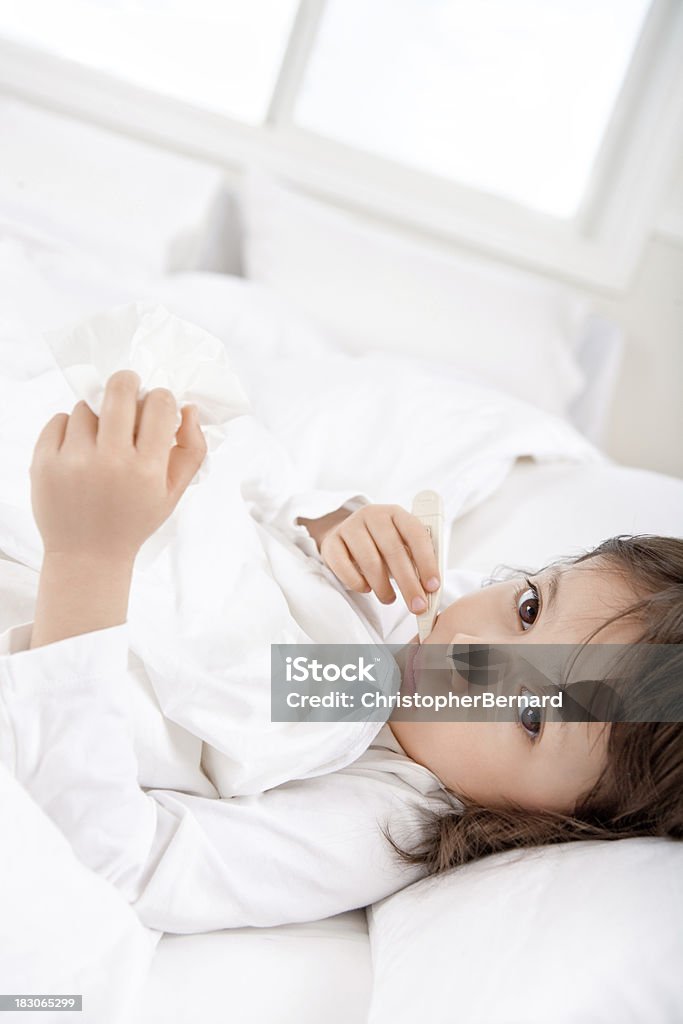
[45,300,250,430]
[44,301,252,566]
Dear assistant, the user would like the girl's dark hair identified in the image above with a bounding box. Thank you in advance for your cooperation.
[388,534,683,874]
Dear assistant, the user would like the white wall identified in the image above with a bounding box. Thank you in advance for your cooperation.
[592,234,683,479]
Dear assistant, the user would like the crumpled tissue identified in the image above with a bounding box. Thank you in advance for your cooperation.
[44,301,252,566]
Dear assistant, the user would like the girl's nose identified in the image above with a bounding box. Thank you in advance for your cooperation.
[449,638,511,687]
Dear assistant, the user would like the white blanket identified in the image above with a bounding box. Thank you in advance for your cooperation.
[0,301,605,796]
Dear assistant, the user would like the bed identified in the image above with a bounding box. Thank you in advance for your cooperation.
[2,453,681,1024]
[1,110,682,1023]
[135,458,683,1024]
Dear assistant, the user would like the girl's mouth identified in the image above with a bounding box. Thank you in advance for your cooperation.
[400,616,441,696]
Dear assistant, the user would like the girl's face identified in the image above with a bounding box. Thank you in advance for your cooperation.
[390,559,640,813]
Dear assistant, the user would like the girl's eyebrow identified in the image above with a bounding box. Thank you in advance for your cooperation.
[539,567,562,619]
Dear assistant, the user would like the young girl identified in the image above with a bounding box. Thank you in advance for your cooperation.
[0,372,681,933]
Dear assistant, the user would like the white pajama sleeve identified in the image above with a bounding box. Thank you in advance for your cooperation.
[0,623,426,934]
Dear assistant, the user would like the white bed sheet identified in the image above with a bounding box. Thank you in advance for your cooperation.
[133,911,372,1024]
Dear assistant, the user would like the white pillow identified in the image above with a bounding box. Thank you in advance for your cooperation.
[368,839,683,1024]
[240,174,587,415]
[0,95,230,276]
[0,760,158,1022]
[447,459,683,574]
[369,460,683,1023]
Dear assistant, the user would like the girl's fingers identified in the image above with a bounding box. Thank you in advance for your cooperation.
[135,387,178,459]
[31,412,69,461]
[97,370,141,450]
[392,507,440,592]
[62,400,98,448]
[167,405,208,499]
[366,517,428,613]
[322,533,371,593]
[132,397,144,440]
[342,527,396,604]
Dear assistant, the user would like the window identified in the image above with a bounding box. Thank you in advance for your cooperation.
[293,0,653,218]
[0,0,678,287]
[0,0,298,123]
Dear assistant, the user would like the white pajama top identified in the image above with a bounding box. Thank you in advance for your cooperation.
[0,621,461,933]
[0,523,478,934]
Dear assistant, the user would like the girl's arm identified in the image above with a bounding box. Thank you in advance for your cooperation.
[297,504,353,551]
[4,369,432,931]
[28,370,206,649]
[0,619,431,932]
[29,553,134,649]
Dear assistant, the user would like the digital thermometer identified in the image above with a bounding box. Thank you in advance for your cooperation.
[410,489,444,642]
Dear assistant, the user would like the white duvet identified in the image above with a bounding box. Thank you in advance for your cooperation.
[0,287,606,797]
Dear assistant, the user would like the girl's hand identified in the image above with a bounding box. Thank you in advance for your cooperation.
[320,504,440,613]
[30,370,208,563]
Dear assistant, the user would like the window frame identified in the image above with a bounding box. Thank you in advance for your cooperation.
[0,0,680,291]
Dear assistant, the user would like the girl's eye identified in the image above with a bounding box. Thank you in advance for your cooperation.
[518,688,543,740]
[515,580,540,631]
